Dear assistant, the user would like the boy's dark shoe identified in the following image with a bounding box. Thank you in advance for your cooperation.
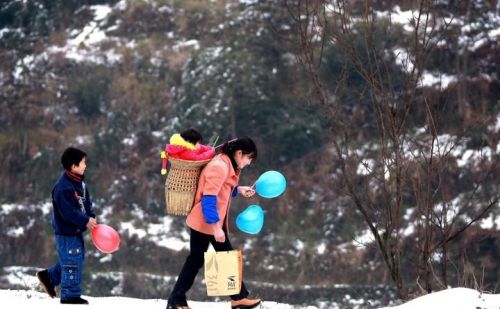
[36,269,56,298]
[60,297,89,304]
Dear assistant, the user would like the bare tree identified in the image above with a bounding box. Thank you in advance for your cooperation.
[286,0,499,299]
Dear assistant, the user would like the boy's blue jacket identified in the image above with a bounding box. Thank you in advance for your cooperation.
[51,172,96,235]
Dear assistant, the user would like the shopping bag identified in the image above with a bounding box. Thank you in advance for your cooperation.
[204,250,242,296]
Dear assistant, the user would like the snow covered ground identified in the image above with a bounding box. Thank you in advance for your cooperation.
[1,287,498,309]
[0,289,309,309]
[379,288,500,309]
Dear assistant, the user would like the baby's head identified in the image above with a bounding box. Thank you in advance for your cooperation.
[180,128,202,145]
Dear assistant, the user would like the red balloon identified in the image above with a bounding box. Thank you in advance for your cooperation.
[91,224,120,254]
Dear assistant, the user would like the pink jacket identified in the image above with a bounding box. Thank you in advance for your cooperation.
[186,154,239,235]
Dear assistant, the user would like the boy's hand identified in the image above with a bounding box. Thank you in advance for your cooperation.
[238,186,255,198]
[86,217,97,230]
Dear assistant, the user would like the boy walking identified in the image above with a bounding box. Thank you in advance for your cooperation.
[36,147,97,304]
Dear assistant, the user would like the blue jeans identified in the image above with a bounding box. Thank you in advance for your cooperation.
[47,235,85,300]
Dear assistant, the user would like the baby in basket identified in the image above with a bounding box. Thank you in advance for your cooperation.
[161,128,216,175]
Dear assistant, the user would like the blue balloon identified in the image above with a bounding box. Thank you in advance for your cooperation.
[236,205,264,234]
[255,170,287,198]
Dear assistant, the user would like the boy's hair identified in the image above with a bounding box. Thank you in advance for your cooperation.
[180,128,203,145]
[61,147,87,171]
[221,137,258,160]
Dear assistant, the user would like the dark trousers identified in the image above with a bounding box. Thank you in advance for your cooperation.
[168,228,249,306]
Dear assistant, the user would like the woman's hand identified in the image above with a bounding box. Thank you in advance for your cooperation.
[213,225,226,243]
[238,186,255,198]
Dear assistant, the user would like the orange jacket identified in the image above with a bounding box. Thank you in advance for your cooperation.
[186,154,239,235]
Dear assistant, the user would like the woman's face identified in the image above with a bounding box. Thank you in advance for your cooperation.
[234,150,253,169]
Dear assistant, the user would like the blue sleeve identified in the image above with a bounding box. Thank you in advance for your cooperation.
[201,195,220,224]
[55,189,90,229]
[231,186,239,197]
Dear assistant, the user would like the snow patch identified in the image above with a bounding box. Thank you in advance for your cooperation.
[173,39,200,52]
[352,229,375,248]
[420,72,457,89]
[357,159,375,176]
[379,287,500,309]
[316,242,326,255]
[0,202,52,216]
[374,6,418,32]
[119,217,189,251]
[487,115,500,133]
[2,266,39,287]
[75,135,92,145]
[393,48,414,73]
[480,212,500,230]
[122,134,137,146]
[46,4,122,65]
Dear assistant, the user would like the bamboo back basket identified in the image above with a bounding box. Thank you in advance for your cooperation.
[165,157,211,216]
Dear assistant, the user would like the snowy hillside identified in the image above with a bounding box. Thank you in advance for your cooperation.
[1,0,499,307]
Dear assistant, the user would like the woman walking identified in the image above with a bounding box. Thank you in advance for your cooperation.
[167,137,261,309]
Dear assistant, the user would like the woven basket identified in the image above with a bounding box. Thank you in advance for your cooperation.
[165,157,211,216]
